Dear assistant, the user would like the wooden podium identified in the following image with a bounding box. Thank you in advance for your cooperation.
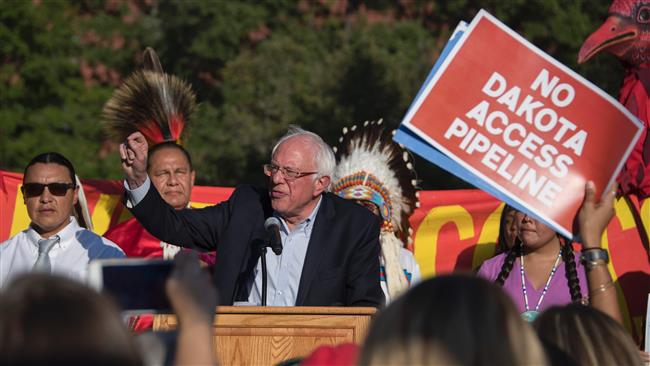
[154,306,376,365]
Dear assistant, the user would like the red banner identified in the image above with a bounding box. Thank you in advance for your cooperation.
[1,170,647,341]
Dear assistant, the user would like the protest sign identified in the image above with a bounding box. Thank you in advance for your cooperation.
[397,9,643,237]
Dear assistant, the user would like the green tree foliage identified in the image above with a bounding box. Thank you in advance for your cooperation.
[0,0,621,189]
[0,0,154,179]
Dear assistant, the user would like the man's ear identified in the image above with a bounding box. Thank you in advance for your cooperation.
[314,175,330,196]
[72,187,79,206]
[190,170,196,189]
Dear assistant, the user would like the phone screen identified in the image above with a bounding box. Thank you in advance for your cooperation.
[101,261,174,313]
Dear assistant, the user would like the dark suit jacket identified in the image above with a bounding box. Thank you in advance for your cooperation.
[129,184,384,307]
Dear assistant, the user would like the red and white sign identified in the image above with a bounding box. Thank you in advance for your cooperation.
[402,10,644,237]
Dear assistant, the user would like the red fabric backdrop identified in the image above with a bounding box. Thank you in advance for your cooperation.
[1,170,647,342]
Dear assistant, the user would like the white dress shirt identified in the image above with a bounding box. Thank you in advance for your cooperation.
[124,177,151,207]
[0,217,125,288]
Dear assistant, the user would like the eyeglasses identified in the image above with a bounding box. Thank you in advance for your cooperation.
[21,183,76,198]
[263,164,318,180]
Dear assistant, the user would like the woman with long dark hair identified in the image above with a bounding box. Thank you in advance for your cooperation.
[479,182,621,323]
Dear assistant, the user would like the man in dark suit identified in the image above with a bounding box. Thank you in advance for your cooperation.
[120,126,384,307]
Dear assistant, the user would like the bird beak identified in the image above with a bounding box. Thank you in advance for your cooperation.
[578,15,639,64]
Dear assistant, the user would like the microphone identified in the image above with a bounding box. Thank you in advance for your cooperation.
[264,217,283,255]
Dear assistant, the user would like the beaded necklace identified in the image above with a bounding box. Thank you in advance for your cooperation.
[519,247,562,322]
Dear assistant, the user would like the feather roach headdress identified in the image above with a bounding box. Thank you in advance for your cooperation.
[102,47,196,146]
[332,119,419,299]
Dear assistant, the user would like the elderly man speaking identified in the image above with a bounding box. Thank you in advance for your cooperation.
[120,126,383,307]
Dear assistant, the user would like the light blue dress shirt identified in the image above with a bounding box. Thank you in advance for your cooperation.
[245,197,322,306]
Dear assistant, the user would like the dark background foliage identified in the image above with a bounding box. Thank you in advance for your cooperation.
[0,0,620,189]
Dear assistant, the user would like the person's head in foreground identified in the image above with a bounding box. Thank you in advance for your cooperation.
[358,274,548,365]
[534,304,643,366]
[0,274,141,365]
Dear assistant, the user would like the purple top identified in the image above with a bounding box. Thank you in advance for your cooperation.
[478,252,588,313]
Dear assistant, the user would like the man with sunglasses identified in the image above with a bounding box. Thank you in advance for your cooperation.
[121,126,384,307]
[0,152,124,287]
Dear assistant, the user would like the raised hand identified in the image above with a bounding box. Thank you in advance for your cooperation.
[119,132,148,189]
[166,251,218,365]
[166,251,218,326]
[577,181,617,249]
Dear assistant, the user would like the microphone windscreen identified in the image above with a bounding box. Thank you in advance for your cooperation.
[264,217,281,230]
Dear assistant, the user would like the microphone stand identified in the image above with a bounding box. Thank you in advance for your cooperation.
[259,229,282,307]
[260,246,268,306]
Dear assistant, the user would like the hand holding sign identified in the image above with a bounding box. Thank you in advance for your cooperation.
[396,10,643,238]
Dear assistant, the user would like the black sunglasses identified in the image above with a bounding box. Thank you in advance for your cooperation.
[21,183,76,198]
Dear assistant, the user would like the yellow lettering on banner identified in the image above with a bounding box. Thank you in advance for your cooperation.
[414,205,474,278]
[10,185,30,237]
[600,230,634,336]
[614,196,636,230]
[117,207,132,224]
[640,198,649,239]
[190,202,212,209]
[471,203,502,270]
[91,194,122,235]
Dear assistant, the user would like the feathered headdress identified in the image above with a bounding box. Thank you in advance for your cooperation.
[332,119,419,299]
[102,47,196,146]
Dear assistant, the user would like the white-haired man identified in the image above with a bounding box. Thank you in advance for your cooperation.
[120,126,384,307]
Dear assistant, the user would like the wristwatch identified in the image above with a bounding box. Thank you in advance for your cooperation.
[580,248,609,270]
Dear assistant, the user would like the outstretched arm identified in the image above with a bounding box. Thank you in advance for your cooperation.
[577,181,622,324]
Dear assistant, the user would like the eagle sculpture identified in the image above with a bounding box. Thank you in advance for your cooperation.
[579,0,650,198]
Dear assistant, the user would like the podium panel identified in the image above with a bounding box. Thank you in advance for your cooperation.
[154,306,376,365]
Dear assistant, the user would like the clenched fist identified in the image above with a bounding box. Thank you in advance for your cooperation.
[120,132,149,189]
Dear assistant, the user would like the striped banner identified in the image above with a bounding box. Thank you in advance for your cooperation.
[1,170,647,341]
